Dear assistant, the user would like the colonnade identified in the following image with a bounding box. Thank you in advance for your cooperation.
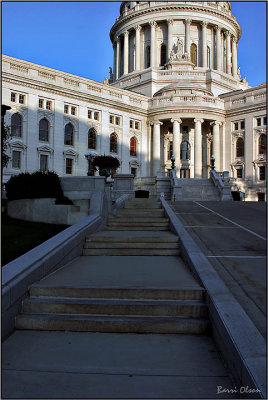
[113,18,238,80]
[151,118,222,177]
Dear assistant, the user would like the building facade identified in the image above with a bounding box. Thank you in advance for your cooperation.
[2,1,266,200]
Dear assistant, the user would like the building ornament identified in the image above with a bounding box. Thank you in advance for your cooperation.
[37,145,54,154]
[8,140,27,151]
[63,149,79,159]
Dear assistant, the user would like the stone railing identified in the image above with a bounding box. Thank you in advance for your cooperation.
[210,170,232,200]
[170,169,182,201]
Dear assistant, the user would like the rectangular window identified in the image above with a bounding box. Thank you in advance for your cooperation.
[264,116,267,126]
[240,120,245,130]
[11,92,16,102]
[110,115,114,124]
[19,94,25,104]
[135,121,139,130]
[71,106,76,116]
[259,166,265,181]
[46,101,52,110]
[131,168,137,178]
[39,99,44,108]
[236,168,243,178]
[64,105,69,114]
[234,122,239,130]
[40,154,48,171]
[256,118,262,127]
[130,120,133,128]
[94,111,99,121]
[66,158,73,175]
[88,110,92,119]
[12,151,21,169]
[115,116,120,126]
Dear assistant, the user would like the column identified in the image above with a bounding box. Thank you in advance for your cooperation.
[167,19,173,60]
[113,43,116,81]
[201,21,207,68]
[216,26,222,71]
[232,37,238,78]
[221,122,226,171]
[211,121,221,171]
[225,31,231,75]
[185,19,191,56]
[135,25,141,71]
[116,36,120,80]
[194,119,204,178]
[150,21,157,68]
[123,31,129,75]
[151,121,162,176]
[171,118,182,177]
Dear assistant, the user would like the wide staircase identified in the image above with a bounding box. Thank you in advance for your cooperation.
[176,178,220,201]
[15,198,210,334]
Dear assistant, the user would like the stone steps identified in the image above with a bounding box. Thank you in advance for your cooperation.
[21,297,208,318]
[82,248,180,256]
[15,313,210,334]
[84,242,179,249]
[116,209,165,217]
[106,225,169,231]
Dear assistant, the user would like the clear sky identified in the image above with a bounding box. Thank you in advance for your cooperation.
[2,1,266,87]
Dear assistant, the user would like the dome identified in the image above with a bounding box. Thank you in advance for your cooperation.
[153,82,213,97]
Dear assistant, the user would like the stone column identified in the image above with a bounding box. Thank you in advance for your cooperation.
[201,21,207,68]
[167,19,173,60]
[171,118,182,177]
[194,119,204,178]
[216,26,222,71]
[123,30,129,75]
[116,36,120,80]
[225,31,231,75]
[150,21,157,68]
[135,25,141,71]
[232,37,238,78]
[185,19,191,55]
[211,121,221,171]
[113,43,116,81]
[151,121,162,176]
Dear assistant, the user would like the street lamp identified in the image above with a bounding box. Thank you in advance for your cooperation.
[84,150,98,176]
[210,155,215,170]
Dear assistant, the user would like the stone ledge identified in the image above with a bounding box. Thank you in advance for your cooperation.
[160,197,266,399]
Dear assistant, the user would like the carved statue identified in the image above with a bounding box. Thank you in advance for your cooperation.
[176,38,184,58]
[109,67,113,79]
[237,67,241,79]
[103,76,109,85]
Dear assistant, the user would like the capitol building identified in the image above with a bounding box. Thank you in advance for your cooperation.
[2,1,266,201]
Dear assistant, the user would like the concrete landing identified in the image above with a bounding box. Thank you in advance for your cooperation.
[2,330,235,399]
[35,255,201,289]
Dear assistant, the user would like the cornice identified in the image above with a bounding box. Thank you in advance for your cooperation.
[2,74,149,117]
[110,4,241,41]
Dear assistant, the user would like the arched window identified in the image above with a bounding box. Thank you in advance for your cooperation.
[110,133,118,153]
[39,118,49,142]
[11,113,22,137]
[64,123,74,146]
[88,127,97,149]
[181,141,190,160]
[207,46,211,68]
[190,43,197,66]
[130,137,137,156]
[160,43,167,66]
[146,46,150,68]
[236,138,244,157]
[259,134,266,154]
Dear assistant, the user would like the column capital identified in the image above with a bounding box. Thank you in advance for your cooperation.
[214,25,222,32]
[150,120,163,126]
[200,21,207,27]
[184,18,192,25]
[124,30,129,37]
[116,36,120,43]
[224,30,231,38]
[135,24,142,31]
[194,118,204,124]
[171,118,182,124]
[167,18,174,25]
[232,36,238,44]
[210,121,222,127]
[150,20,157,28]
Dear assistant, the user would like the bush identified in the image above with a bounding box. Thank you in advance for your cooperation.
[92,155,120,169]
[5,171,64,200]
[55,196,73,205]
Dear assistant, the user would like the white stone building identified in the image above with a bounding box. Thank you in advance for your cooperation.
[2,1,266,200]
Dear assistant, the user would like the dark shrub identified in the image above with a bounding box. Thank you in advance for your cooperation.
[55,196,73,205]
[6,171,63,200]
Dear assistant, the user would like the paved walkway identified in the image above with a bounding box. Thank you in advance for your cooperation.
[169,201,267,338]
[2,255,236,398]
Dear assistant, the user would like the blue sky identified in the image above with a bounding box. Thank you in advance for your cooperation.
[2,1,266,87]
